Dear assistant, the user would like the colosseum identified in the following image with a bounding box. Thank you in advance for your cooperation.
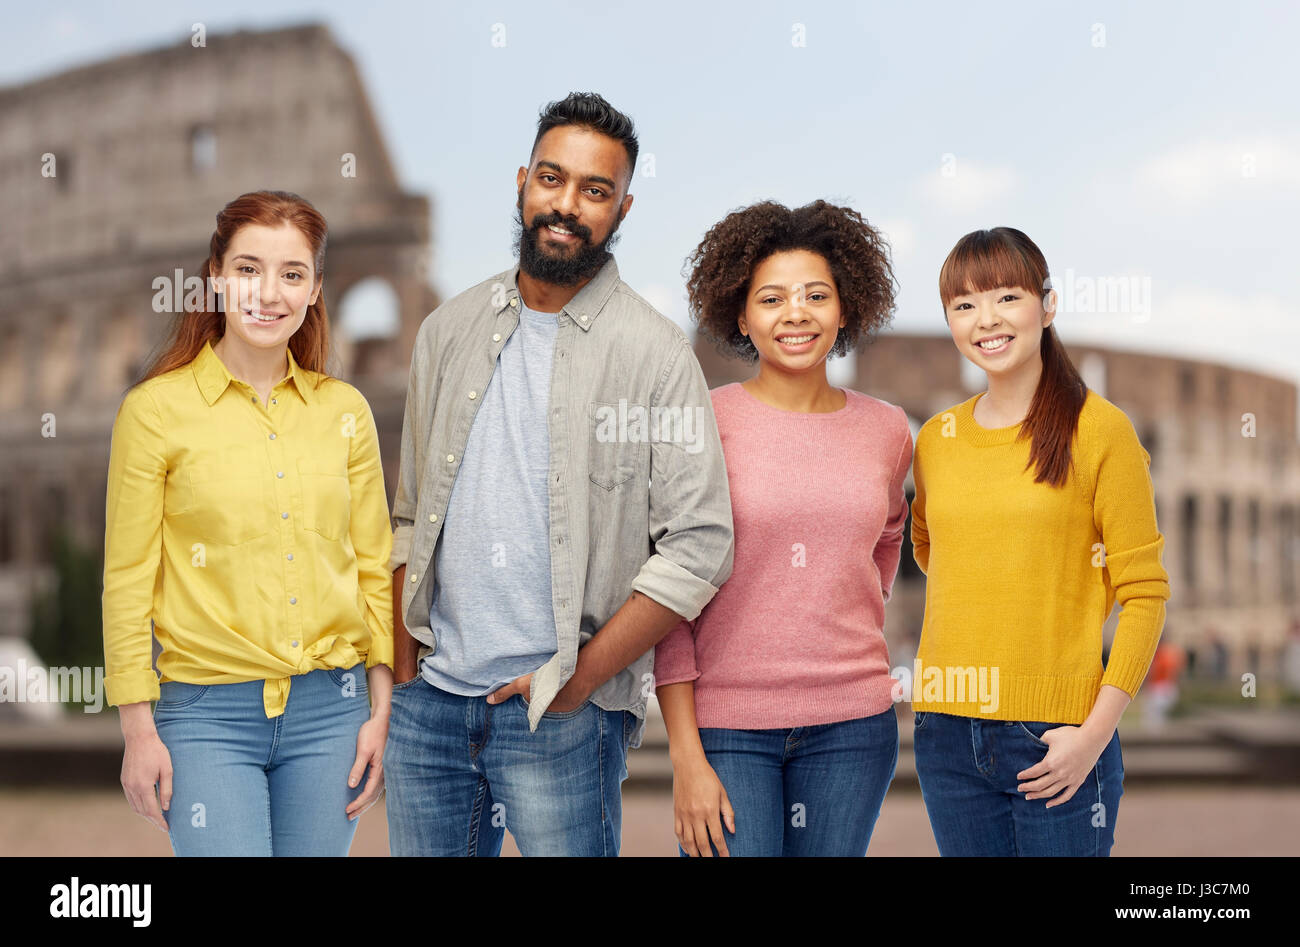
[1,23,1296,694]
[0,24,437,646]
[697,335,1300,683]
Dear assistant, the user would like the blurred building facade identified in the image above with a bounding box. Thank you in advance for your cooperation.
[0,24,438,638]
[1,23,1296,693]
[697,336,1300,685]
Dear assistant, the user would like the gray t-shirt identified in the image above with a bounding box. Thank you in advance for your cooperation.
[419,299,559,694]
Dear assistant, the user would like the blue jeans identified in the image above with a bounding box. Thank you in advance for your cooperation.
[383,676,636,856]
[913,711,1125,856]
[152,663,370,856]
[681,706,899,857]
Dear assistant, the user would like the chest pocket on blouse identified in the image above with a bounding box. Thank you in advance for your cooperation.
[588,401,645,491]
[185,447,270,546]
[298,457,350,541]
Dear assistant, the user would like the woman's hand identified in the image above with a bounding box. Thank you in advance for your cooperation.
[672,751,736,857]
[1016,724,1111,807]
[119,702,172,832]
[346,712,388,822]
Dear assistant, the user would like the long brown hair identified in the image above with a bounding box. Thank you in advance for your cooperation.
[135,190,332,387]
[939,227,1087,488]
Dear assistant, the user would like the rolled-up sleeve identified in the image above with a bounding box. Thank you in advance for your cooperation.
[631,337,734,621]
[652,617,700,686]
[102,386,166,707]
[348,390,394,670]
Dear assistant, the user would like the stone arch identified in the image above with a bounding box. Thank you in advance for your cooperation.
[332,276,401,378]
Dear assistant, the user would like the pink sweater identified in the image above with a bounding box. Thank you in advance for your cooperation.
[654,382,913,728]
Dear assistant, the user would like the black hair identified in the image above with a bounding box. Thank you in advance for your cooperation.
[532,92,639,187]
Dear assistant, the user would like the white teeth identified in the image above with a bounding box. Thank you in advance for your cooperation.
[978,336,1011,349]
[779,335,816,344]
[548,225,573,235]
[248,311,280,322]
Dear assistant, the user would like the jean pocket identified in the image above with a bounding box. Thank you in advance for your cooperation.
[1015,720,1053,748]
[519,693,591,719]
[391,674,424,693]
[326,665,368,696]
[155,681,210,709]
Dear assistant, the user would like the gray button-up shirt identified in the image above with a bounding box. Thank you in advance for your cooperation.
[388,256,734,747]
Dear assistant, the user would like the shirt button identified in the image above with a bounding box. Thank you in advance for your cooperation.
[269,433,276,440]
[409,573,418,584]
[580,315,588,323]
[492,333,501,342]
[509,298,518,308]
[289,597,297,605]
[291,640,299,647]
[446,454,455,463]
[428,513,438,522]
[272,398,277,405]
[282,512,289,519]
[276,471,284,478]
[251,395,257,402]
[468,390,477,400]
[286,553,294,561]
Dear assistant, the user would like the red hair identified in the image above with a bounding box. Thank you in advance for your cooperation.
[939,227,1088,488]
[136,190,331,386]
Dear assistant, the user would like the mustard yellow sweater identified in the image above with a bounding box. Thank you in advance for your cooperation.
[910,389,1170,723]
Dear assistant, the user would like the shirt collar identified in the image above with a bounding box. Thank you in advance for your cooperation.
[193,338,315,406]
[497,255,621,331]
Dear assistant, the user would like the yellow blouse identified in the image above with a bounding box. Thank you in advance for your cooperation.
[102,339,394,717]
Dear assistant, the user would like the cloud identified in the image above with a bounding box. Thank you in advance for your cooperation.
[874,217,916,263]
[1135,135,1300,207]
[918,159,1015,212]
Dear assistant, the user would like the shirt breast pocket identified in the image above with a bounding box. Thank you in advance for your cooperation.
[298,457,351,541]
[185,448,270,546]
[588,401,645,491]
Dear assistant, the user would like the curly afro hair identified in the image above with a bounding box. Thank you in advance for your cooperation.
[684,199,898,363]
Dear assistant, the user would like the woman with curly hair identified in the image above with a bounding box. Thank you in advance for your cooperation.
[909,227,1169,855]
[653,199,912,856]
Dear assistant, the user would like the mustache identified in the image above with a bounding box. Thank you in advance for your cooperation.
[531,212,592,242]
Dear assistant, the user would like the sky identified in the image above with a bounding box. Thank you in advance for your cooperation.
[8,0,1300,400]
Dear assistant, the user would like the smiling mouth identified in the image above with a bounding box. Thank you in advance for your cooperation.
[544,223,584,243]
[245,309,288,323]
[976,335,1013,351]
[777,333,819,346]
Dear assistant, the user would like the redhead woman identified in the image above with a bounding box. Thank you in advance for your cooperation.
[102,190,395,856]
[909,227,1171,856]
[654,199,911,856]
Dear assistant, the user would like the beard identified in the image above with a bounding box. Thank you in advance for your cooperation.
[512,187,623,286]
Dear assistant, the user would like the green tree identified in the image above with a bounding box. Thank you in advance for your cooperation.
[28,527,104,709]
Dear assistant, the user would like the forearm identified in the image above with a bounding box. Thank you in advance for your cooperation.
[657,681,707,765]
[391,564,420,680]
[1079,683,1131,743]
[118,701,157,742]
[569,590,683,698]
[366,663,393,720]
